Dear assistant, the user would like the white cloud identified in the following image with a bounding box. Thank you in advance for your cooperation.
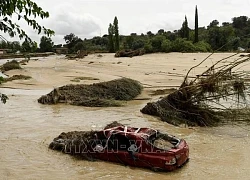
[49,12,101,38]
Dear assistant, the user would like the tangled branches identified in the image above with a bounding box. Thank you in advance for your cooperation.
[141,53,250,126]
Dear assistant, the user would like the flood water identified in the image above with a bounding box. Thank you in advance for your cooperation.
[1,88,250,180]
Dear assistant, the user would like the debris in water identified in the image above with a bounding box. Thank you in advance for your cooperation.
[49,121,189,171]
[38,78,143,107]
[141,53,250,126]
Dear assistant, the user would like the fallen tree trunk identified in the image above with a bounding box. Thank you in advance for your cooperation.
[141,53,250,126]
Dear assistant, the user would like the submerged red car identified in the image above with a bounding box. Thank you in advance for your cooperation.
[49,122,189,171]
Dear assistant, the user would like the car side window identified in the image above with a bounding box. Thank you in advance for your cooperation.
[108,134,131,151]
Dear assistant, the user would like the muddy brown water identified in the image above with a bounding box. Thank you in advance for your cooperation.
[1,88,250,180]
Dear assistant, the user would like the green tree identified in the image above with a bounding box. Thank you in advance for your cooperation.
[125,36,134,49]
[113,16,120,51]
[0,0,54,41]
[21,40,30,52]
[0,40,7,49]
[165,31,177,41]
[144,41,153,53]
[108,23,114,52]
[232,16,248,29]
[0,0,53,103]
[147,31,154,37]
[64,33,82,53]
[21,39,37,52]
[161,39,172,52]
[184,16,189,40]
[194,41,212,52]
[206,19,236,51]
[91,36,109,47]
[10,41,21,53]
[220,25,236,50]
[207,25,235,51]
[172,38,195,52]
[157,29,165,35]
[194,5,199,43]
[74,42,86,51]
[151,35,165,52]
[207,20,219,29]
[180,16,189,40]
[132,39,145,50]
[39,36,53,52]
[232,16,250,38]
[222,22,230,27]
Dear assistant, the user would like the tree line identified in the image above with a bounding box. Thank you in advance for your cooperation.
[0,36,54,53]
[1,6,250,54]
[59,7,250,54]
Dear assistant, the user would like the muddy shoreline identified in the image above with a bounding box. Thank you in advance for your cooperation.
[0,52,54,59]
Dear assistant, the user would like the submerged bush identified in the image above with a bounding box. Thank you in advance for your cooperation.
[4,75,31,82]
[1,60,21,72]
[38,78,143,107]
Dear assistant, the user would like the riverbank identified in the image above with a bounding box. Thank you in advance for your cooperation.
[0,52,55,59]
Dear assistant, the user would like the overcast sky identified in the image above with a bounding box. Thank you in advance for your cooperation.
[2,0,250,44]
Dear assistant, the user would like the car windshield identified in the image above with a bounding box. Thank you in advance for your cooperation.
[149,132,180,150]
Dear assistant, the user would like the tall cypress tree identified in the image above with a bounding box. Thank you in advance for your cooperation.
[180,15,189,40]
[184,16,189,40]
[113,16,120,51]
[108,23,114,53]
[194,5,199,43]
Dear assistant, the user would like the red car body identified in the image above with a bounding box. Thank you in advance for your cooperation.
[50,125,189,171]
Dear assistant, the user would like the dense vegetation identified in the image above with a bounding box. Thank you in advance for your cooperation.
[57,14,250,54]
[1,5,250,54]
[2,15,249,54]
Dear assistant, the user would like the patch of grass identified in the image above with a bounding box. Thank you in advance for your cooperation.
[3,75,31,82]
[150,88,176,96]
[70,77,99,82]
[70,79,80,82]
[0,76,4,84]
[0,60,21,72]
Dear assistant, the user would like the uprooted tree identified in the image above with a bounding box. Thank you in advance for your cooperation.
[0,0,54,103]
[141,53,250,126]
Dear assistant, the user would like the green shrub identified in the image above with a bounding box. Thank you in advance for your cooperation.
[161,39,172,52]
[172,38,196,52]
[0,76,4,84]
[144,42,153,53]
[151,35,165,52]
[132,39,145,50]
[194,41,212,52]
